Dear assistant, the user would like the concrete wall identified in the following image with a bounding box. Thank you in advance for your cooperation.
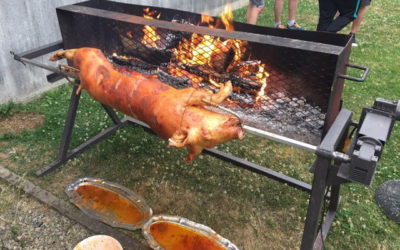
[0,0,248,104]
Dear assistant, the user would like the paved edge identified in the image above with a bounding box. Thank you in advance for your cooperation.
[0,166,149,250]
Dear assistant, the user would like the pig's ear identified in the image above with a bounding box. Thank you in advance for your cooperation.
[169,129,189,148]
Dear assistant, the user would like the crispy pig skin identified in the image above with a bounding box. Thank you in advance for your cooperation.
[50,48,243,162]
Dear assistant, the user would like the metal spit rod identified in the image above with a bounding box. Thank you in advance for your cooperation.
[243,125,350,162]
[11,53,78,80]
[243,125,317,153]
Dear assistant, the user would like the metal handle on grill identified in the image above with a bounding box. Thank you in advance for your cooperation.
[338,63,369,82]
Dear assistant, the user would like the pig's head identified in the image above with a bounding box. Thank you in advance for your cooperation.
[169,108,244,163]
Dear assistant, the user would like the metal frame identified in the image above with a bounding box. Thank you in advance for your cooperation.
[13,41,355,250]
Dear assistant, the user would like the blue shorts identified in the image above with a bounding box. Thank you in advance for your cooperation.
[250,0,265,8]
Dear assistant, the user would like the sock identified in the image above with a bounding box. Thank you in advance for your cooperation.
[274,22,282,28]
[288,20,295,26]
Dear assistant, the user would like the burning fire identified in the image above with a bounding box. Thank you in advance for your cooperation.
[169,66,203,86]
[170,3,269,102]
[255,64,269,102]
[141,8,161,48]
[128,5,270,103]
[221,3,234,31]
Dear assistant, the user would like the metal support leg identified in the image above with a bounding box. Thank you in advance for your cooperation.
[328,184,341,211]
[35,82,81,176]
[57,82,81,162]
[312,183,341,250]
[101,104,121,125]
[300,157,331,250]
[36,82,126,176]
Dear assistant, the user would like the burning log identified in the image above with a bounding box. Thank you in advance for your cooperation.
[110,53,158,75]
[119,34,171,64]
[50,48,244,162]
[157,69,191,89]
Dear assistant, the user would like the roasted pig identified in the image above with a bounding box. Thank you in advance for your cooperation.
[50,48,243,162]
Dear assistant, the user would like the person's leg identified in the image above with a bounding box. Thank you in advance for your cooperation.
[351,4,367,34]
[326,0,358,32]
[274,0,285,28]
[288,0,298,21]
[287,0,305,29]
[317,0,337,31]
[247,0,265,25]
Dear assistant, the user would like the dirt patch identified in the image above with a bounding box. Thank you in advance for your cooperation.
[0,112,44,136]
[0,180,91,249]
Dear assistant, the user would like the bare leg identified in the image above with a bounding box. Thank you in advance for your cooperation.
[246,2,264,25]
[351,5,367,34]
[274,0,284,24]
[288,0,299,21]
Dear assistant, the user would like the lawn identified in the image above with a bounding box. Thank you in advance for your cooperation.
[1,0,399,249]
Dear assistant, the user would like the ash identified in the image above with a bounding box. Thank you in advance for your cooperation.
[209,91,324,145]
[237,92,323,144]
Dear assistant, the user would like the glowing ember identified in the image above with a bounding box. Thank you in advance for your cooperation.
[141,8,161,48]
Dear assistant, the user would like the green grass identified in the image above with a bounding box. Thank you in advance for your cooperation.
[236,0,400,249]
[1,0,400,249]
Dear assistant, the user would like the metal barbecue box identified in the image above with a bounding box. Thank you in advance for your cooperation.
[55,0,368,144]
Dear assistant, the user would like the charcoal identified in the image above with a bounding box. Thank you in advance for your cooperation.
[230,92,254,106]
[297,100,305,106]
[157,69,191,89]
[110,55,158,74]
[230,74,261,91]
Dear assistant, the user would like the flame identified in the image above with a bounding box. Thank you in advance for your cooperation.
[168,2,269,104]
[141,8,161,48]
[120,4,270,105]
[201,14,214,26]
[255,64,269,102]
[221,2,234,31]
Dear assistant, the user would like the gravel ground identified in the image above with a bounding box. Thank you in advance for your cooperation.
[0,181,92,250]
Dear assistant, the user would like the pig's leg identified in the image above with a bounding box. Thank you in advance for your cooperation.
[187,81,232,106]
